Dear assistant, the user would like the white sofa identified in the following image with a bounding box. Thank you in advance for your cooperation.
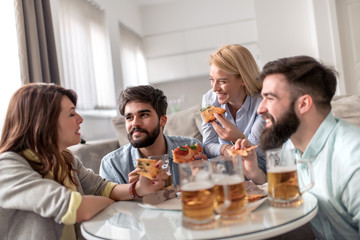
[69,95,360,173]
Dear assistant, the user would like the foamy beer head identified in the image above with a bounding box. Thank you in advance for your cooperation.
[211,156,248,219]
[266,148,307,207]
[179,160,217,230]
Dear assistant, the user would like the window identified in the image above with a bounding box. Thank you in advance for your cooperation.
[0,0,22,136]
[119,23,148,88]
[50,0,116,110]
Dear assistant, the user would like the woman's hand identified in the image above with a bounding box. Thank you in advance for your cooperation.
[128,169,140,183]
[233,138,266,184]
[135,160,168,196]
[211,113,245,142]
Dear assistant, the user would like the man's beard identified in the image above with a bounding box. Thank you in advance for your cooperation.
[260,104,300,151]
[128,124,161,148]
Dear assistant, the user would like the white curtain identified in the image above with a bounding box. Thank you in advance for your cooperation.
[51,0,116,110]
[119,23,148,88]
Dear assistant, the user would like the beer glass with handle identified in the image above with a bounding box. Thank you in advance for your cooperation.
[266,148,314,207]
[148,154,173,187]
[179,160,217,230]
[211,155,247,220]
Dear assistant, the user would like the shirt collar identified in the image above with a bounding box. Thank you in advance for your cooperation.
[301,112,337,161]
[223,95,251,114]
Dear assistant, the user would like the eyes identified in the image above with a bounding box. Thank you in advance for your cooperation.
[125,112,150,121]
[210,78,227,84]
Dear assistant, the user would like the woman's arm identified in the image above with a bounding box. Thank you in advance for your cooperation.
[76,195,114,222]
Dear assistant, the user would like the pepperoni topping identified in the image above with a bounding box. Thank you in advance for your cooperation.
[174,146,189,156]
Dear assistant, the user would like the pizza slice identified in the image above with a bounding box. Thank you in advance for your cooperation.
[136,158,159,179]
[200,105,226,123]
[172,143,203,164]
[227,145,258,157]
[247,194,267,202]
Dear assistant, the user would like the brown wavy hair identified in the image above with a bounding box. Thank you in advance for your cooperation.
[210,44,262,96]
[0,83,79,186]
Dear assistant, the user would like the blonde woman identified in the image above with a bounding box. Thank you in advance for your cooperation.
[201,44,266,178]
[0,83,167,240]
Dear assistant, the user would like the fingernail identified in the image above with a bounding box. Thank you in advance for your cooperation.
[152,182,155,184]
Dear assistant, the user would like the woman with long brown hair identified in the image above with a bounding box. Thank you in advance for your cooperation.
[0,83,166,240]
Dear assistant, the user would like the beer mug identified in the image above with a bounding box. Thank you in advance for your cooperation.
[211,156,247,219]
[266,148,314,207]
[148,154,173,186]
[179,160,217,230]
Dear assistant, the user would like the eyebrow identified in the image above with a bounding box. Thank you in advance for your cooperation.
[209,75,228,81]
[68,106,75,112]
[124,109,152,118]
[262,92,278,98]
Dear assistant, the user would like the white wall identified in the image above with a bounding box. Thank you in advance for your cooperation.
[254,0,318,66]
[74,0,353,140]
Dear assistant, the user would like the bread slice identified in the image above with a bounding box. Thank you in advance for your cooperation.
[136,158,159,179]
[200,106,226,123]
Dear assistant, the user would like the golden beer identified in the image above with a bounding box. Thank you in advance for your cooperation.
[181,181,216,229]
[267,166,302,207]
[213,176,247,217]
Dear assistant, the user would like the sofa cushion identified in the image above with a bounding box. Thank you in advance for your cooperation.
[331,95,360,128]
[68,138,119,173]
[112,117,129,147]
[164,104,203,142]
[112,104,203,146]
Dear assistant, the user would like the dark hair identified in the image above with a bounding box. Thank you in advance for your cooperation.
[259,55,337,110]
[118,85,168,118]
[0,83,78,186]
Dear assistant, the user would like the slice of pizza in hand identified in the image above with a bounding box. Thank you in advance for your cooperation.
[136,158,159,179]
[172,142,203,164]
[200,105,226,123]
[227,145,258,157]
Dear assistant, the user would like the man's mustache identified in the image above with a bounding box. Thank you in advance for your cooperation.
[129,127,149,136]
[261,113,274,123]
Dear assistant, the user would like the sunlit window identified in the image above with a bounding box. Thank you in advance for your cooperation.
[50,0,116,110]
[0,1,22,136]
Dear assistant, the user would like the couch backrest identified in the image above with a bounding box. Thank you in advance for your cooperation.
[331,95,360,128]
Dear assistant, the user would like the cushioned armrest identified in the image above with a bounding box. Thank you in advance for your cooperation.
[68,138,119,174]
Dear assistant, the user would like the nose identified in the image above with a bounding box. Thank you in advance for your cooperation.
[212,80,220,92]
[77,114,83,124]
[131,116,141,128]
[257,99,267,115]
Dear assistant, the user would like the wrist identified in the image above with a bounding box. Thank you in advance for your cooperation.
[129,181,143,199]
[220,144,231,155]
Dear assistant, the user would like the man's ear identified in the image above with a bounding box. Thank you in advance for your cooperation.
[297,94,313,115]
[160,115,167,127]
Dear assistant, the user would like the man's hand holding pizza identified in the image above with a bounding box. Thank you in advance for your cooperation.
[230,138,266,184]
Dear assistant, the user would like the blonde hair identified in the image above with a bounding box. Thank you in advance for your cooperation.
[209,44,261,96]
